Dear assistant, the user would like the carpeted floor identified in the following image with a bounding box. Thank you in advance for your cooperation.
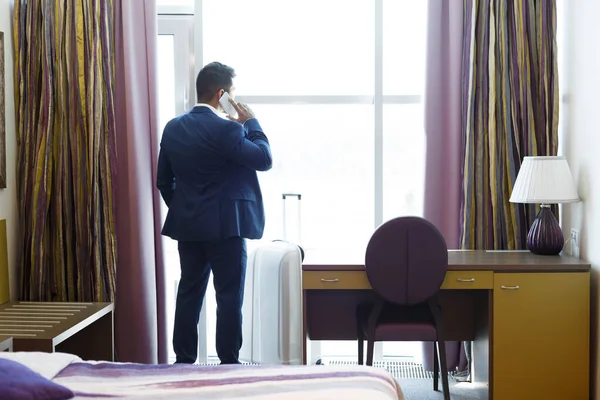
[398,379,487,400]
[323,359,487,400]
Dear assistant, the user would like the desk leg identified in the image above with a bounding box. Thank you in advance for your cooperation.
[302,290,308,365]
[472,290,491,400]
[302,291,320,365]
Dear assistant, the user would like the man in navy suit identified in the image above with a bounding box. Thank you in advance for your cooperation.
[157,62,272,364]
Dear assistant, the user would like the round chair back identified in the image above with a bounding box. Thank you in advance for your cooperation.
[365,216,448,305]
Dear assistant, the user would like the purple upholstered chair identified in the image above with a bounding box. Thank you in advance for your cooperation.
[357,216,450,400]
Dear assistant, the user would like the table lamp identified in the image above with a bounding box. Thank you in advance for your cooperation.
[509,156,579,255]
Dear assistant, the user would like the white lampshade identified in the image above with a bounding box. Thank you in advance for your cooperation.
[509,156,580,204]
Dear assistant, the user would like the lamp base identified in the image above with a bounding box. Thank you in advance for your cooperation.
[526,204,564,256]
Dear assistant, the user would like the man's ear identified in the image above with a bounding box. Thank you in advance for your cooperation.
[217,89,225,99]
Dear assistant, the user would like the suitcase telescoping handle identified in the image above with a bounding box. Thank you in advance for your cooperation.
[282,193,301,244]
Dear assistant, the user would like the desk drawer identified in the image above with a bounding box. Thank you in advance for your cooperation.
[441,271,493,289]
[303,271,371,290]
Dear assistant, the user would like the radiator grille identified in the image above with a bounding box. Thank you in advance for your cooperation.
[183,358,439,380]
[325,360,434,380]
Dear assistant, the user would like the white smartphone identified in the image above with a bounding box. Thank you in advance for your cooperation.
[219,91,238,117]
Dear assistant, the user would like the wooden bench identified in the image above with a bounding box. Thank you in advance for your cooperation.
[0,336,12,352]
[0,301,113,361]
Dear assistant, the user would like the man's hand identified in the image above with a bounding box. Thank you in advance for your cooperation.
[227,99,256,124]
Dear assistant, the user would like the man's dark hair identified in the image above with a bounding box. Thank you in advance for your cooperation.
[195,62,236,103]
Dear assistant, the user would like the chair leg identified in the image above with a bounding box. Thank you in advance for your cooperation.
[357,304,365,365]
[433,341,439,391]
[428,296,450,400]
[364,300,384,367]
[366,338,375,366]
[437,340,451,400]
[357,329,364,365]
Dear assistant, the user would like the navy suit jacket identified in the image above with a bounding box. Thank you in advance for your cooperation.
[157,106,272,242]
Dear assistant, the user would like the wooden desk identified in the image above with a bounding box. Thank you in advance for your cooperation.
[0,302,114,361]
[302,250,590,400]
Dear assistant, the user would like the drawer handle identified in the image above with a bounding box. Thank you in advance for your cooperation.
[501,285,520,290]
[320,278,339,283]
[456,278,475,282]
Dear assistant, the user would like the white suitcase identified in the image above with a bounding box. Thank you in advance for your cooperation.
[240,240,303,365]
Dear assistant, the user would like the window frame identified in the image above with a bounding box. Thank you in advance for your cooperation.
[156,0,427,363]
[158,14,210,363]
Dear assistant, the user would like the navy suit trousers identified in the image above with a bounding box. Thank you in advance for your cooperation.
[173,237,247,364]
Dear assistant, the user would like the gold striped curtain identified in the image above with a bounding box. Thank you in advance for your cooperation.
[13,0,117,301]
[460,0,559,250]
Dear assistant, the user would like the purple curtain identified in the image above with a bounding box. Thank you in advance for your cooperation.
[459,1,559,250]
[113,0,168,364]
[422,0,467,372]
[423,0,463,250]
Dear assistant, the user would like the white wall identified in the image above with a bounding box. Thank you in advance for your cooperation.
[559,0,600,396]
[0,0,19,299]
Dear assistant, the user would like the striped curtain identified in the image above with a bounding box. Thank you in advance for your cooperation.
[13,0,117,301]
[460,0,559,250]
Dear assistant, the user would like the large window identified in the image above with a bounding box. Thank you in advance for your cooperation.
[158,0,428,363]
[201,0,427,254]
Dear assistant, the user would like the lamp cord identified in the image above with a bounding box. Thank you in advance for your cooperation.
[564,237,574,249]
[564,234,577,256]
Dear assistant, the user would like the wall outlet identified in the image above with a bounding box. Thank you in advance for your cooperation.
[570,229,580,258]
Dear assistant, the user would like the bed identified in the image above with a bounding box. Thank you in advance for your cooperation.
[0,352,405,399]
